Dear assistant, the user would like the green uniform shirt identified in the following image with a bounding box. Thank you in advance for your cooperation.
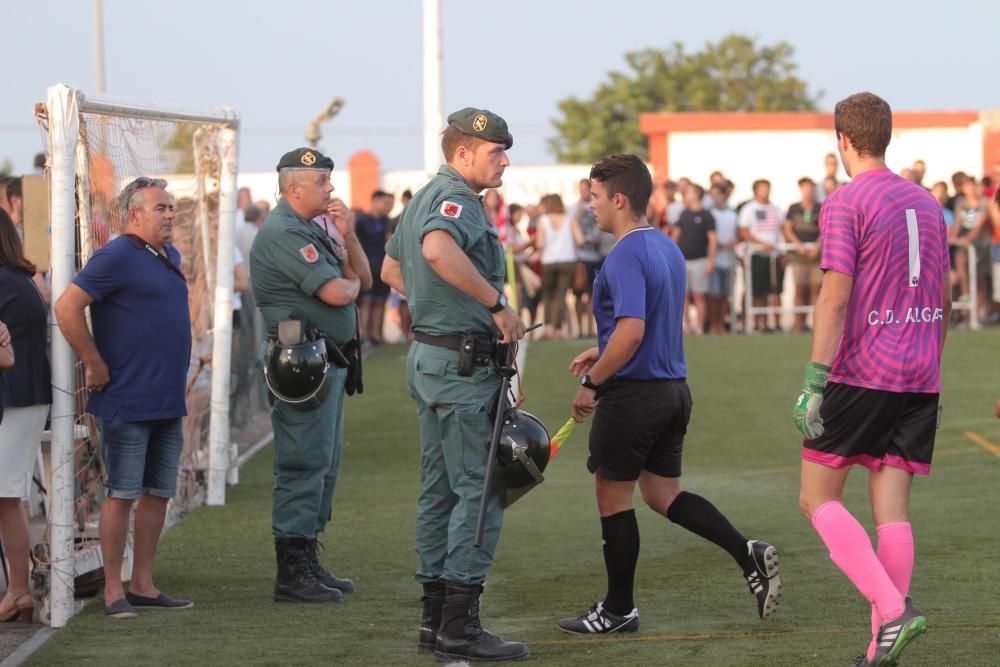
[385,165,504,336]
[249,199,356,343]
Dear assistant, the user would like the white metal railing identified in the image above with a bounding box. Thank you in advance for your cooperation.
[737,242,977,334]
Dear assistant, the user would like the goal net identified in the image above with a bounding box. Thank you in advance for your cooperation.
[36,84,240,626]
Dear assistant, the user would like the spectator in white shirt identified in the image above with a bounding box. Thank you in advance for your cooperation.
[738,179,786,332]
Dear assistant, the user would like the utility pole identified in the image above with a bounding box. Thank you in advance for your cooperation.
[422,0,443,175]
[94,0,106,93]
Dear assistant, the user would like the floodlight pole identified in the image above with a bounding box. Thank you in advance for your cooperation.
[422,0,443,175]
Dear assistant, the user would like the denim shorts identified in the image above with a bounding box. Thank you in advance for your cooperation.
[98,416,184,500]
[708,266,732,296]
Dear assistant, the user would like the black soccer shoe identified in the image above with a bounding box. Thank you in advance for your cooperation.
[867,596,927,665]
[557,602,639,635]
[745,540,782,620]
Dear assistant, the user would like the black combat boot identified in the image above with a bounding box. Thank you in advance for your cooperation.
[435,582,529,662]
[273,537,344,603]
[304,538,355,593]
[417,580,446,652]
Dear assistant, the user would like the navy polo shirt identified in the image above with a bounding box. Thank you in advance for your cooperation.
[592,227,687,380]
[0,267,52,408]
[72,235,192,421]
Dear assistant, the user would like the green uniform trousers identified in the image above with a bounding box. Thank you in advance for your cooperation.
[406,341,504,586]
[270,366,348,538]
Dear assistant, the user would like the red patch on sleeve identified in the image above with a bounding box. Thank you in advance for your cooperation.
[440,201,463,218]
[299,244,319,263]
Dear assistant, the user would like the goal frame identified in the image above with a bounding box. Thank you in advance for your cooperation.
[45,83,240,627]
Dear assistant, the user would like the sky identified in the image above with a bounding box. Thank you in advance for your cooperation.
[4,0,996,175]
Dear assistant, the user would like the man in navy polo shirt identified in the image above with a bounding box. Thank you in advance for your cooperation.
[557,155,782,636]
[55,177,193,619]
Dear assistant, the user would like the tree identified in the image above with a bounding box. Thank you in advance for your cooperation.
[549,34,821,163]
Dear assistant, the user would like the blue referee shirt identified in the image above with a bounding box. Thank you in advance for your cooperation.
[592,226,687,380]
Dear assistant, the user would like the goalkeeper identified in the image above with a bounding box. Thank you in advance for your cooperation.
[793,92,950,666]
[556,154,781,637]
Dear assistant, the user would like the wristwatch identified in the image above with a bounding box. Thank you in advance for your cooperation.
[580,374,602,391]
[489,292,508,314]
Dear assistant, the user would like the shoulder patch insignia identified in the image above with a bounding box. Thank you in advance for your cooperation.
[299,243,319,263]
[440,201,463,218]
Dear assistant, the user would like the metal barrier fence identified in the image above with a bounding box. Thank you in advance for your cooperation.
[738,242,980,333]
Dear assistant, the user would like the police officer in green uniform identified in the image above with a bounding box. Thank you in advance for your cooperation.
[382,108,528,661]
[249,148,371,603]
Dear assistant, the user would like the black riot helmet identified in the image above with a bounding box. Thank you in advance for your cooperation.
[263,338,331,410]
[494,409,551,506]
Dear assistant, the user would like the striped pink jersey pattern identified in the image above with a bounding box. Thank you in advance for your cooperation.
[820,168,948,393]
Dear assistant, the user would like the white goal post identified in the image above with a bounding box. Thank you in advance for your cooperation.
[44,83,240,627]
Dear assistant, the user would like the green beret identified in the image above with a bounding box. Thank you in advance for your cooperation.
[446,107,513,150]
[276,147,334,172]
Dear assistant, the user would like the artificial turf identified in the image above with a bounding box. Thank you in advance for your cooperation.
[24,329,1000,666]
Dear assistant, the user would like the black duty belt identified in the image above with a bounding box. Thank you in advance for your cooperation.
[413,331,497,372]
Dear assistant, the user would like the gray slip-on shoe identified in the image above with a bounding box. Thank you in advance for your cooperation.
[103,598,138,619]
[125,592,194,609]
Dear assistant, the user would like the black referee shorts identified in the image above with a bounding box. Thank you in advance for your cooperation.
[802,382,938,476]
[587,378,692,481]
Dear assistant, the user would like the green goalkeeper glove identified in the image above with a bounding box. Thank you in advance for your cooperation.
[793,362,831,439]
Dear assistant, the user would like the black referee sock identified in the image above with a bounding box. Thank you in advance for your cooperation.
[666,491,752,576]
[601,509,640,616]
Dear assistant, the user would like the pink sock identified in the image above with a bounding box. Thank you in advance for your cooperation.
[868,522,914,659]
[811,502,904,622]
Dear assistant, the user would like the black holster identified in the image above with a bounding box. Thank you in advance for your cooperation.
[457,331,497,377]
[341,339,363,396]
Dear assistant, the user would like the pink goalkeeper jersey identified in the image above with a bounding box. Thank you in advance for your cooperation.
[820,168,948,393]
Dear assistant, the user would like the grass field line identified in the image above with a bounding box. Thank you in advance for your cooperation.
[533,623,1000,646]
[963,431,1000,459]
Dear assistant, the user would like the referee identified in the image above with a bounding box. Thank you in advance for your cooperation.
[558,154,782,635]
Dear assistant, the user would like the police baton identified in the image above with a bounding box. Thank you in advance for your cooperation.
[472,323,541,548]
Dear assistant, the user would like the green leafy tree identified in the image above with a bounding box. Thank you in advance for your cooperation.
[163,124,198,174]
[549,34,821,163]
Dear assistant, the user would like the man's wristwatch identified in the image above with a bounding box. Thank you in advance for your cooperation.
[489,292,508,314]
[580,374,602,391]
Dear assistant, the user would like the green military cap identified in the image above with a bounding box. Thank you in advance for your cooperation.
[276,147,334,172]
[446,107,513,150]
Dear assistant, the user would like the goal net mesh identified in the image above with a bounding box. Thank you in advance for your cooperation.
[35,108,235,538]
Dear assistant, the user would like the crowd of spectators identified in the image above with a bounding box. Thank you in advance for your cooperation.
[336,154,1000,342]
[636,155,1000,334]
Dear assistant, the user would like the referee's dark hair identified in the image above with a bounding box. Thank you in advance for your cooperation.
[589,154,652,218]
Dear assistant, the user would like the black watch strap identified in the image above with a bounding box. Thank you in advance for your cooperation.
[581,374,602,391]
[488,292,507,314]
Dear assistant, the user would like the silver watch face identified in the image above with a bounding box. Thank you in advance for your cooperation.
[498,294,508,308]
